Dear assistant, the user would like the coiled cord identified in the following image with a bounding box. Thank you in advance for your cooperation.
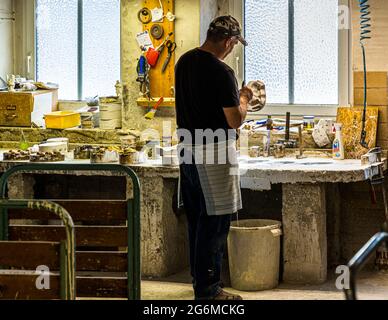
[359,0,372,148]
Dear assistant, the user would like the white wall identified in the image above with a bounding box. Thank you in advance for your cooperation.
[0,0,14,80]
[200,0,218,45]
[14,0,35,79]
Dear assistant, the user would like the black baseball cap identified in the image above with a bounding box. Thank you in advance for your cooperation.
[208,15,248,46]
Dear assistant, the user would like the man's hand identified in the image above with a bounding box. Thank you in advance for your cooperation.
[240,87,253,106]
[223,87,253,129]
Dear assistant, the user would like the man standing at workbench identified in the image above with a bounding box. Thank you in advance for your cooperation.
[175,16,253,300]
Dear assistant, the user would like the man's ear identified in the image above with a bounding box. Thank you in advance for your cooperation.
[224,37,233,48]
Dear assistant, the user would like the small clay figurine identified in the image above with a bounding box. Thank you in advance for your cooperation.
[7,74,16,92]
[115,80,122,100]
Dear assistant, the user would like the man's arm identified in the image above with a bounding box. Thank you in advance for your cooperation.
[223,87,253,129]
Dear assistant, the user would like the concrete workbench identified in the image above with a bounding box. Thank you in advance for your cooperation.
[238,156,386,285]
[0,153,383,284]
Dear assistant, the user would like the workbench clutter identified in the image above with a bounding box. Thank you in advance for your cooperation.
[135,0,176,113]
[3,136,71,163]
[0,87,58,128]
[99,96,122,130]
[1,137,155,165]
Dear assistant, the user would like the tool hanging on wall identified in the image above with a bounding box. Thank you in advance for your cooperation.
[161,40,177,73]
[138,7,152,24]
[145,32,173,68]
[145,48,160,67]
[150,24,164,40]
[359,0,372,149]
[144,97,164,120]
[136,55,150,98]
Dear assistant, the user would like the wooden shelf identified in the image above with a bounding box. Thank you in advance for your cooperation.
[136,97,175,108]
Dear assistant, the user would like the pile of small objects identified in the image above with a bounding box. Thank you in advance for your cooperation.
[90,146,120,164]
[74,145,95,160]
[29,152,65,162]
[3,150,30,161]
[119,147,139,165]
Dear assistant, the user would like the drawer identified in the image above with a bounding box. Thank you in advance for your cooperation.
[0,93,34,127]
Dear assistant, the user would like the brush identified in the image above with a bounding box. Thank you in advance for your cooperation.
[145,97,164,120]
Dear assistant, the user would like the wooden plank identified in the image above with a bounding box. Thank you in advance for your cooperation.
[77,252,127,272]
[9,226,128,247]
[0,271,127,299]
[354,88,388,106]
[0,244,127,272]
[8,200,127,223]
[0,270,60,300]
[377,123,388,145]
[379,105,388,123]
[0,241,60,270]
[136,97,175,107]
[355,105,388,123]
[143,0,175,99]
[337,107,379,159]
[354,72,388,88]
[377,139,388,149]
[77,276,127,298]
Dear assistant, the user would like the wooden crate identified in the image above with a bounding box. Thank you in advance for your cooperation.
[0,200,130,299]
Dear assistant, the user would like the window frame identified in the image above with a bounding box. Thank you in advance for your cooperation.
[230,0,351,118]
[21,0,121,101]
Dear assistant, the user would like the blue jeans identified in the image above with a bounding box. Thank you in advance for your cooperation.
[180,163,232,300]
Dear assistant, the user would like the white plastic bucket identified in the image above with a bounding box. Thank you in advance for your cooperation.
[99,102,122,122]
[227,219,282,291]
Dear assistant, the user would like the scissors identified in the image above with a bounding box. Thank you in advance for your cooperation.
[161,40,177,73]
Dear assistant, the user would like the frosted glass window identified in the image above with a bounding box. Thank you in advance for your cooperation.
[36,0,120,100]
[294,0,338,104]
[83,0,120,98]
[36,0,78,100]
[245,0,289,104]
[245,0,339,105]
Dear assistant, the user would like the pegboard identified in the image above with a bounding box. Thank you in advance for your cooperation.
[141,0,175,101]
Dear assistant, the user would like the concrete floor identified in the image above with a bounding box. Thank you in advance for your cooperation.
[141,269,388,300]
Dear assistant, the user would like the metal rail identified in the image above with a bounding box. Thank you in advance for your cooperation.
[344,232,388,300]
[0,199,76,300]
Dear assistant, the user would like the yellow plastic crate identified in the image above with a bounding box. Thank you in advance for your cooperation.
[44,111,81,129]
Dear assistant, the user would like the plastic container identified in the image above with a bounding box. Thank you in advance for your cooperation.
[39,142,67,154]
[303,116,315,130]
[46,138,69,152]
[44,111,81,129]
[227,219,282,291]
[332,123,345,160]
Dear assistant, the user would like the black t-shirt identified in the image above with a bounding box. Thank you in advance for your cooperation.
[175,48,240,144]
